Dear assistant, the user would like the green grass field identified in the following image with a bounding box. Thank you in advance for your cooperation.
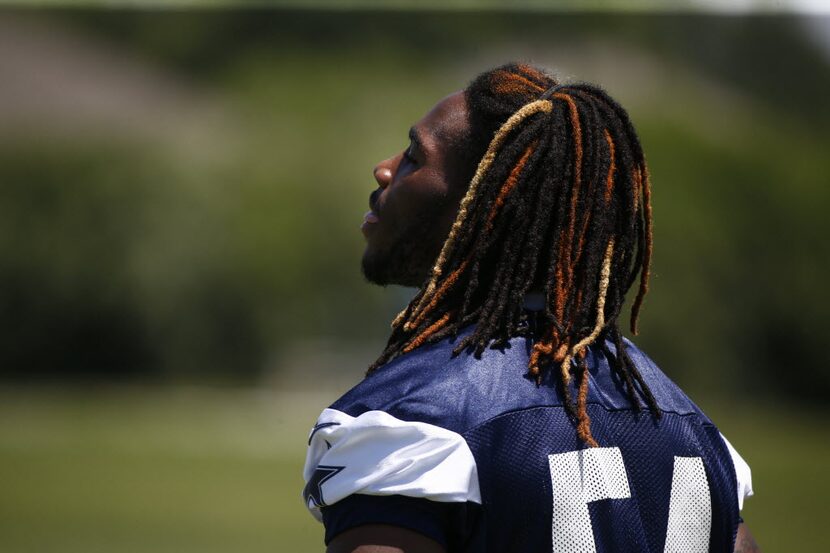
[0,386,826,552]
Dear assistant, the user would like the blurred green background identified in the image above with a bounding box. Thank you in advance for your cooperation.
[0,6,828,552]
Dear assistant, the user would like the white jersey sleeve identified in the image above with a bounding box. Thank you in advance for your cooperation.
[720,433,754,510]
[302,408,481,522]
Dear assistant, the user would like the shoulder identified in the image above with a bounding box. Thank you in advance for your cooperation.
[329,333,467,429]
[329,330,717,431]
[609,337,714,421]
[611,338,755,512]
[329,325,546,434]
[301,326,543,523]
[301,332,489,526]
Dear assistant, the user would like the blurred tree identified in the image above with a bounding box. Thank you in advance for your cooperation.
[0,11,826,401]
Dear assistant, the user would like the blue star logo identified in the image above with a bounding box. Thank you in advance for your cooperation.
[303,464,345,508]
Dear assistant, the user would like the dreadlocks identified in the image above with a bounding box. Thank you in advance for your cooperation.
[368,63,659,447]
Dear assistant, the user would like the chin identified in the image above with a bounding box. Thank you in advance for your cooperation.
[361,250,388,286]
[361,247,427,288]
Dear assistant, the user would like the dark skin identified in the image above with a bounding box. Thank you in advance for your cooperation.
[328,525,445,553]
[360,92,471,288]
[338,91,760,553]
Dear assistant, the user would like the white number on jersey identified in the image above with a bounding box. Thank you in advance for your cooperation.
[664,457,712,552]
[548,448,712,553]
[548,447,631,552]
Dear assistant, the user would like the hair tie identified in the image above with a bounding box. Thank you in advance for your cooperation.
[539,83,568,100]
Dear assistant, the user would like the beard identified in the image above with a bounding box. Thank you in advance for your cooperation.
[361,211,449,288]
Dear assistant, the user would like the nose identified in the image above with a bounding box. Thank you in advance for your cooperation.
[373,156,396,189]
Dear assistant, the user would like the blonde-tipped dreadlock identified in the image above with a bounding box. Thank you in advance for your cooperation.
[401,100,553,332]
[369,63,659,447]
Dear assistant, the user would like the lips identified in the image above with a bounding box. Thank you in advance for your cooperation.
[363,210,379,225]
[361,210,379,236]
[362,189,382,235]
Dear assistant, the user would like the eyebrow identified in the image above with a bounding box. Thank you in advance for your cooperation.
[409,126,426,153]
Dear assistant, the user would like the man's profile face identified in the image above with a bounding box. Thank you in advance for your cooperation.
[361,91,472,287]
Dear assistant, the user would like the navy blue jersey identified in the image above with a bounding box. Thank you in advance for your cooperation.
[302,322,753,552]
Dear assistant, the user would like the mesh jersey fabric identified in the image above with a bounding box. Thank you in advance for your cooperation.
[302,317,751,552]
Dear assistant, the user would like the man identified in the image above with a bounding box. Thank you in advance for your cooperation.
[302,63,757,553]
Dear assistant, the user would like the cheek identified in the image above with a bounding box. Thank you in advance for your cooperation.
[380,170,454,229]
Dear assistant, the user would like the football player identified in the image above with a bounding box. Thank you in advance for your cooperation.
[303,63,758,553]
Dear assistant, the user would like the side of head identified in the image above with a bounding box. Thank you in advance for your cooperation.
[361,91,475,287]
[370,62,658,446]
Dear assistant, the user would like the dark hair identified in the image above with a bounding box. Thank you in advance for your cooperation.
[368,62,658,446]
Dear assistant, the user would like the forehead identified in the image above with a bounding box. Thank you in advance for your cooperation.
[413,91,469,146]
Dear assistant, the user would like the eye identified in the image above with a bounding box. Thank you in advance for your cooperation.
[402,142,417,164]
